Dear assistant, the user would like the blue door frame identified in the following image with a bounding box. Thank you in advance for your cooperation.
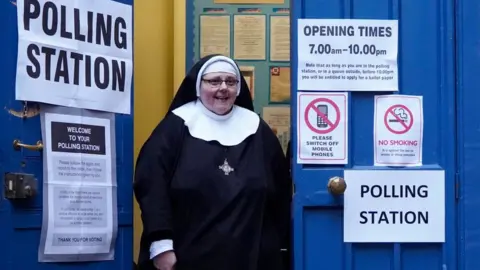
[456,0,480,269]
[290,0,457,269]
[0,0,133,269]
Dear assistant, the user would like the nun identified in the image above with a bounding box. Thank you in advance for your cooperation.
[134,54,292,270]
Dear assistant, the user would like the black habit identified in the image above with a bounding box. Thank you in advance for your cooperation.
[134,54,292,270]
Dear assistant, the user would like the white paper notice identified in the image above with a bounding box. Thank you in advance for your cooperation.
[343,170,445,243]
[297,92,348,164]
[297,19,398,91]
[16,0,133,114]
[39,106,117,262]
[374,95,423,166]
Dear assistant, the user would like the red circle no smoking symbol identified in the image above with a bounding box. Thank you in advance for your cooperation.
[384,104,414,134]
[304,98,340,134]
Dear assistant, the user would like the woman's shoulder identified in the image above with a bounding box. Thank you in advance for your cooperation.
[256,117,275,135]
[145,113,186,145]
[155,112,186,130]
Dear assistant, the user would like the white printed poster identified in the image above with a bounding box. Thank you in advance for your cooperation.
[39,106,117,262]
[297,19,398,91]
[343,170,445,243]
[374,95,423,167]
[297,92,348,164]
[16,0,133,114]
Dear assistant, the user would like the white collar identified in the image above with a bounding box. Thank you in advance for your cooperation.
[172,100,260,146]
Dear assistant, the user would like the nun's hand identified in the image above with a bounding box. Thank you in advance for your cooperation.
[153,251,177,270]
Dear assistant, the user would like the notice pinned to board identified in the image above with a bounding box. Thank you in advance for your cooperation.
[15,0,133,114]
[374,95,423,167]
[297,19,398,92]
[297,92,348,164]
[234,15,266,60]
[270,66,291,103]
[263,106,290,154]
[38,106,117,262]
[343,170,445,243]
[240,66,255,98]
[270,16,290,62]
[200,15,231,57]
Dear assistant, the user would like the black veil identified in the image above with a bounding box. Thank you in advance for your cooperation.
[166,54,254,116]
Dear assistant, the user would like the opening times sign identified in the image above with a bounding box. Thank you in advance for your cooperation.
[297,19,399,91]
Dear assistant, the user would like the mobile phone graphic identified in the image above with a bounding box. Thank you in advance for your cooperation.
[316,105,328,128]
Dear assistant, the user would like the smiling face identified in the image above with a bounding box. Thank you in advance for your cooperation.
[199,72,239,115]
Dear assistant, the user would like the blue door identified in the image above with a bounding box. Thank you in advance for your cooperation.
[0,1,133,268]
[291,0,457,269]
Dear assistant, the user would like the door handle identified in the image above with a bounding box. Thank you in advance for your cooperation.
[13,139,44,151]
[327,176,347,195]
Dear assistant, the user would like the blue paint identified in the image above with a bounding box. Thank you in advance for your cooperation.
[0,0,133,269]
[291,0,457,270]
[457,0,480,269]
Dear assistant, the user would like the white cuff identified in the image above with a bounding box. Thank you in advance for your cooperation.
[149,239,174,259]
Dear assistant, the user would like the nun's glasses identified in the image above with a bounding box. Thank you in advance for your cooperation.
[202,78,239,88]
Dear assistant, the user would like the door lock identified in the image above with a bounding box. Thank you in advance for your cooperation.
[13,139,43,151]
[3,173,38,199]
[327,176,347,195]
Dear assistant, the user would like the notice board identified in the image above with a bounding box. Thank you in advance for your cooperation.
[187,0,291,152]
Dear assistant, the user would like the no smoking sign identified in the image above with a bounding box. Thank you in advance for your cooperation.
[374,95,424,167]
[297,92,348,165]
[384,104,414,135]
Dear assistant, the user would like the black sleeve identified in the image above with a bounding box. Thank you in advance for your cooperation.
[261,121,292,249]
[133,114,184,243]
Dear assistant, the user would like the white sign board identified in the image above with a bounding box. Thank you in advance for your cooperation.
[297,19,398,91]
[297,92,348,164]
[16,0,133,114]
[344,170,445,243]
[39,106,117,262]
[374,95,423,166]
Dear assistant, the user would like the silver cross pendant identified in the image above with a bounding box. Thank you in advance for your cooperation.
[218,158,234,176]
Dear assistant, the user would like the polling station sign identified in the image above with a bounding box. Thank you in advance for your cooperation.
[16,0,133,114]
[343,170,445,243]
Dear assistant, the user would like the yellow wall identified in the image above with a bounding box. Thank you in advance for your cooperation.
[133,0,186,262]
[174,1,186,93]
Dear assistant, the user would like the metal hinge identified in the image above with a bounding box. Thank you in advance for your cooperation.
[455,172,460,200]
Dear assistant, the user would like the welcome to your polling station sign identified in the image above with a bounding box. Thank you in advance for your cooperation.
[39,106,118,262]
